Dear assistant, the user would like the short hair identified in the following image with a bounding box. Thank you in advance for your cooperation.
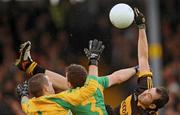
[152,87,169,109]
[66,64,87,88]
[28,73,49,97]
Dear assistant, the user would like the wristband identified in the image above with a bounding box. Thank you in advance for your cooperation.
[89,59,98,66]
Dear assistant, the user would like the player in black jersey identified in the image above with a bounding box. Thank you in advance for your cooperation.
[113,8,169,115]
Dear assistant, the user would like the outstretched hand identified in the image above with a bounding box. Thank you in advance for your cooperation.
[84,39,105,66]
[134,8,146,29]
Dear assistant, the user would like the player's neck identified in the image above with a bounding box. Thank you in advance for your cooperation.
[43,92,51,96]
[137,101,146,109]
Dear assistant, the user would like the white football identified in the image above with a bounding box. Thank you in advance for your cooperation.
[109,3,134,29]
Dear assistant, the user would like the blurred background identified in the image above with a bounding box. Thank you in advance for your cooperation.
[0,0,179,115]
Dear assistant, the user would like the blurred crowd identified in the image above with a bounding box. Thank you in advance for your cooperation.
[0,0,179,115]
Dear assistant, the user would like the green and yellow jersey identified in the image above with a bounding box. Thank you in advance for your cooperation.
[66,75,109,115]
[114,71,158,115]
[21,75,98,115]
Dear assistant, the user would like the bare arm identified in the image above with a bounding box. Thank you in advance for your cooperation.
[107,67,136,87]
[45,70,69,91]
[88,65,98,76]
[134,8,150,72]
[138,28,150,72]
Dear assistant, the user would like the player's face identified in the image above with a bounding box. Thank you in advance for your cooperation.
[138,88,160,106]
[65,72,73,89]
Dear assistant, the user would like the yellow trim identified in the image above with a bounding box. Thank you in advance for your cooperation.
[90,97,103,115]
[26,62,35,73]
[147,78,149,89]
[80,83,104,115]
[26,62,37,75]
[81,96,103,115]
[98,84,104,94]
[120,95,132,115]
[146,76,153,89]
[138,71,152,78]
[31,63,37,74]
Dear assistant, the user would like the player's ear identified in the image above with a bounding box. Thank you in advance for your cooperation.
[149,104,156,109]
[43,84,50,93]
[67,82,72,88]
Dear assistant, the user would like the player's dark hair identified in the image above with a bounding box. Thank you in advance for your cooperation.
[28,73,49,97]
[152,87,169,109]
[66,64,87,88]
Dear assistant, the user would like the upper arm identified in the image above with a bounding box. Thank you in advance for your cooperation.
[97,76,109,88]
[107,74,118,87]
[138,29,150,72]
[45,70,69,90]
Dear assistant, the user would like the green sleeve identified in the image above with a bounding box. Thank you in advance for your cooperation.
[86,75,98,82]
[97,76,109,88]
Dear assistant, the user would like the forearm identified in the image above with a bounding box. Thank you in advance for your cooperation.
[138,29,150,71]
[108,67,136,86]
[88,65,98,76]
[45,70,69,90]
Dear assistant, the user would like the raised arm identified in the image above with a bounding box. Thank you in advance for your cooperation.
[84,39,104,76]
[15,41,68,91]
[134,8,150,73]
[134,8,153,93]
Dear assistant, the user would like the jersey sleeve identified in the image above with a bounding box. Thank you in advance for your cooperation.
[49,75,99,106]
[97,76,109,89]
[135,71,153,95]
[21,96,29,113]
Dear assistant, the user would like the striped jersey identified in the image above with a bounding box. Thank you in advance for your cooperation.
[21,75,98,115]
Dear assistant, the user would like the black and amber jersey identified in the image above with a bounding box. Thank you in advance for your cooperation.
[114,72,158,115]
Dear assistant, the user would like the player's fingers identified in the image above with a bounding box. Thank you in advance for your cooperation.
[20,41,31,52]
[92,39,98,50]
[99,45,105,54]
[17,84,22,90]
[134,8,139,17]
[97,41,102,50]
[23,80,28,87]
[89,40,93,50]
[84,48,89,54]
[135,8,144,17]
[136,8,140,14]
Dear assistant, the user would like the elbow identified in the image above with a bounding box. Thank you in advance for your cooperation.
[114,77,123,84]
[117,78,123,84]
